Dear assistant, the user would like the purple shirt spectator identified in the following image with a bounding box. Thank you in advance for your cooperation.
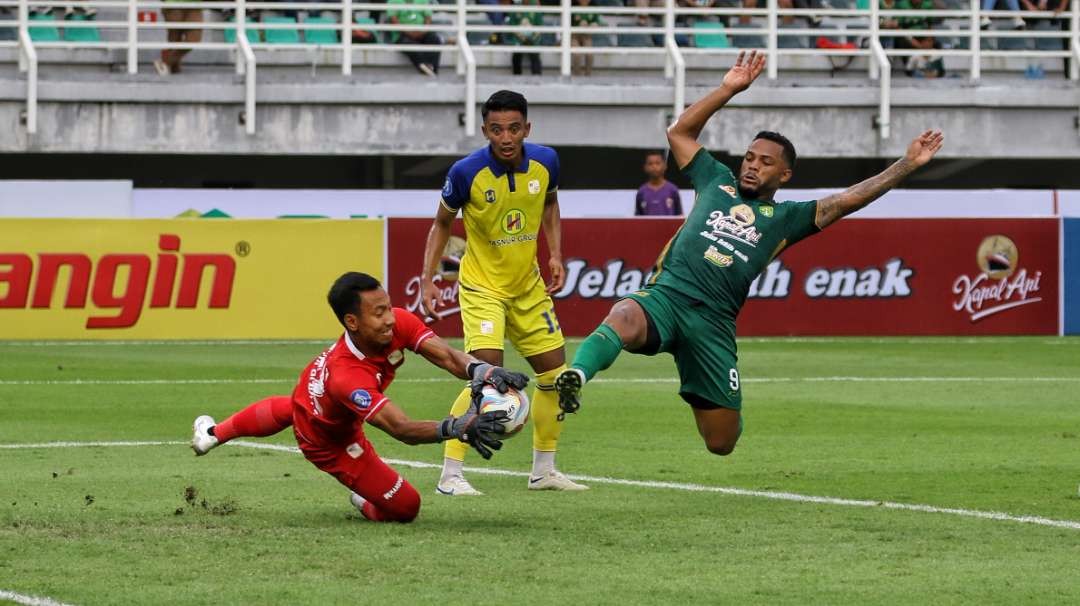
[636,181,682,216]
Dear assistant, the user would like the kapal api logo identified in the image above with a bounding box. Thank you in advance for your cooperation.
[952,234,1042,322]
[403,236,462,320]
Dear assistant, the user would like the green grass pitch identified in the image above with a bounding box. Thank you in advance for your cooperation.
[1,337,1079,604]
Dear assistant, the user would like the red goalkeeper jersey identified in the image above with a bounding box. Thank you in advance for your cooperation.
[291,308,435,446]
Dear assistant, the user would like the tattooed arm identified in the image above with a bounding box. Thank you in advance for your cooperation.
[815,130,944,230]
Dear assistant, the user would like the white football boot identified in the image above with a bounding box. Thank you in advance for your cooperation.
[349,491,367,513]
[527,470,589,491]
[554,368,586,417]
[435,475,484,496]
[190,415,219,456]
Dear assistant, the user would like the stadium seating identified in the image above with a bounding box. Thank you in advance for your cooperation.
[692,21,730,49]
[263,16,300,44]
[61,14,101,43]
[223,16,260,44]
[28,12,61,42]
[304,15,338,44]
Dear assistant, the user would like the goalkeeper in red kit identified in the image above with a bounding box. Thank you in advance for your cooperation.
[189,272,528,523]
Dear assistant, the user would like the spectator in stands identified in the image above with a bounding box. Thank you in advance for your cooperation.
[155,1,204,76]
[635,151,682,216]
[981,0,1026,29]
[881,0,945,77]
[387,0,442,77]
[571,0,602,75]
[506,0,544,75]
[1021,0,1068,76]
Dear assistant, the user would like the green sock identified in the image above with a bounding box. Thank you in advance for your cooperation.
[572,323,624,381]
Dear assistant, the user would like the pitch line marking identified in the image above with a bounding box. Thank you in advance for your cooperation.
[3,440,1079,532]
[0,337,1076,347]
[0,590,78,606]
[2,376,1078,386]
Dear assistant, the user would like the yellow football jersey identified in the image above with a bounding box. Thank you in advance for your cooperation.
[440,143,560,297]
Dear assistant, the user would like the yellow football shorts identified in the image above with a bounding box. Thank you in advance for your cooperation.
[458,277,564,357]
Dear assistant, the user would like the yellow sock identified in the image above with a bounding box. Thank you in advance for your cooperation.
[442,386,473,462]
[531,365,566,452]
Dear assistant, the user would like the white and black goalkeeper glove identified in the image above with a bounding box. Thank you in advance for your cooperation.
[467,362,530,394]
[437,409,508,460]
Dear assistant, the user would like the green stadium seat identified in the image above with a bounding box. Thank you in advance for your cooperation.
[353,15,378,43]
[263,16,300,44]
[223,16,260,44]
[693,21,730,49]
[29,13,61,42]
[304,15,338,44]
[62,14,101,43]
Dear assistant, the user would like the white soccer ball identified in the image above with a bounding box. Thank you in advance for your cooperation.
[478,385,530,438]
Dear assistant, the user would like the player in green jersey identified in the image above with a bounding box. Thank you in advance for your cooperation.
[554,50,944,456]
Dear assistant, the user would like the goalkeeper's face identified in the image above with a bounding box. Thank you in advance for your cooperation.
[482,110,531,167]
[345,288,396,348]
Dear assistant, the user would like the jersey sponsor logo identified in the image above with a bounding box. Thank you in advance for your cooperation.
[952,235,1042,322]
[528,179,541,195]
[0,234,236,329]
[703,209,763,248]
[383,475,405,500]
[552,259,655,299]
[387,349,403,365]
[719,185,738,198]
[307,349,332,416]
[346,442,365,459]
[484,189,497,204]
[480,320,494,334]
[502,209,526,235]
[350,389,373,409]
[759,205,774,218]
[442,178,453,199]
[704,246,734,268]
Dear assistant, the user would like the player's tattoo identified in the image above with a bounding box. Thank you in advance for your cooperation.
[815,158,917,230]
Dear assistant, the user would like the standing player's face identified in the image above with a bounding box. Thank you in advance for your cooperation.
[482,110,531,165]
[738,139,792,199]
[644,155,666,179]
[345,288,396,348]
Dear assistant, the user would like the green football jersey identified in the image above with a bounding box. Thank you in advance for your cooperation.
[650,147,819,324]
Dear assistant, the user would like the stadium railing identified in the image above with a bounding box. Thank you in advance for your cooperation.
[2,0,1078,138]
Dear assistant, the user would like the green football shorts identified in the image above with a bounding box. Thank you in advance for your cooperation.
[622,285,743,411]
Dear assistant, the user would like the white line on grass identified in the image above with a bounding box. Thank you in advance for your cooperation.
[3,377,1079,386]
[0,590,77,606]
[0,337,1077,347]
[4,440,1079,532]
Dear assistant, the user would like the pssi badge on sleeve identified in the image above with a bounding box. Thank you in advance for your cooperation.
[350,389,372,409]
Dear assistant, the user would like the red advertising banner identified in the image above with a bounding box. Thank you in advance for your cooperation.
[387,218,1059,337]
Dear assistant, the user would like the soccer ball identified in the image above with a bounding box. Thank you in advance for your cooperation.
[478,385,530,438]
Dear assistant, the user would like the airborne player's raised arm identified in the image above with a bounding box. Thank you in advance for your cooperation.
[667,51,766,170]
[814,130,944,230]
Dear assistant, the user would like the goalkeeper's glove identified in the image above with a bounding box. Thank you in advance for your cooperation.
[467,362,530,394]
[437,409,508,460]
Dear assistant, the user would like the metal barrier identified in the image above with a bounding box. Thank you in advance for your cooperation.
[2,0,1078,138]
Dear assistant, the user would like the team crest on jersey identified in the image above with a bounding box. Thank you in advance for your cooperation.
[730,204,756,226]
[350,389,372,409]
[719,185,738,198]
[442,178,453,198]
[528,179,541,194]
[704,246,734,268]
[484,189,497,204]
[387,349,403,365]
[759,205,774,218]
[502,209,526,235]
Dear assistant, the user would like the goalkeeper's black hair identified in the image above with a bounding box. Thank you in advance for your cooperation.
[328,272,382,327]
[482,90,528,121]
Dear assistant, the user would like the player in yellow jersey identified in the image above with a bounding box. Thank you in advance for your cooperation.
[421,90,587,496]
